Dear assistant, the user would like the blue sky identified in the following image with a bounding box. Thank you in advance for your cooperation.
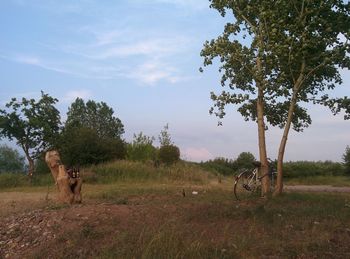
[0,0,349,162]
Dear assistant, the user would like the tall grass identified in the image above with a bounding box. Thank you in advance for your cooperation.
[0,160,214,190]
[84,160,213,184]
[0,173,53,189]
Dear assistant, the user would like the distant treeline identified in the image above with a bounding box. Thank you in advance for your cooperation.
[200,153,348,178]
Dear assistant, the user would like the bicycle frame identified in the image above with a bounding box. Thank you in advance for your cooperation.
[234,160,276,200]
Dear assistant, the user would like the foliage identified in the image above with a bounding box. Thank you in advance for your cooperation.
[201,0,350,194]
[158,123,173,146]
[200,157,235,176]
[65,98,124,139]
[234,152,256,171]
[202,0,350,129]
[158,145,180,165]
[0,91,61,176]
[343,146,350,174]
[0,145,25,173]
[0,172,52,189]
[126,132,157,162]
[59,127,126,166]
[283,161,345,178]
[35,157,50,175]
[60,98,126,166]
[201,152,256,175]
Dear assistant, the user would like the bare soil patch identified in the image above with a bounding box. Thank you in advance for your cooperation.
[1,186,350,258]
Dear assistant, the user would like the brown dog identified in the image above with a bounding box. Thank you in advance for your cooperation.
[45,150,82,204]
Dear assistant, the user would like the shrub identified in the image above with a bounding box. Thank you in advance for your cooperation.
[35,157,50,175]
[158,145,180,165]
[283,161,345,178]
[126,132,157,162]
[0,145,25,173]
[200,157,235,176]
[343,146,350,174]
[233,152,256,171]
[59,127,126,166]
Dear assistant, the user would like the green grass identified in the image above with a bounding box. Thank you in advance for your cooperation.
[3,176,350,258]
[85,160,213,184]
[285,175,350,186]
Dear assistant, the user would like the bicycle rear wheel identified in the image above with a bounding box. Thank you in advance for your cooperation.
[234,170,259,201]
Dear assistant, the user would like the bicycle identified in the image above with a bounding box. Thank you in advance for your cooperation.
[233,159,277,201]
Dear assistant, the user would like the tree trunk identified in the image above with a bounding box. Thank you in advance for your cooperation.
[257,88,269,196]
[28,158,34,178]
[256,53,269,196]
[274,93,298,195]
[274,57,305,196]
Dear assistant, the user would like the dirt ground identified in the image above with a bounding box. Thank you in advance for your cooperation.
[1,185,350,258]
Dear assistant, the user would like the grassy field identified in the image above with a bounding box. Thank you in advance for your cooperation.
[1,161,350,258]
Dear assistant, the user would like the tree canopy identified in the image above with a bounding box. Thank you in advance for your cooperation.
[66,98,124,139]
[60,98,126,165]
[0,92,61,176]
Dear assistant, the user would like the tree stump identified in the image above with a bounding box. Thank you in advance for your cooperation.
[45,150,82,204]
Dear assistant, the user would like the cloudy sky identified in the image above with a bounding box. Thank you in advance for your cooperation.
[0,0,349,162]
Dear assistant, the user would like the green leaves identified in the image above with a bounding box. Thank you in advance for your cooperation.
[201,0,350,128]
[0,91,61,159]
[66,98,124,139]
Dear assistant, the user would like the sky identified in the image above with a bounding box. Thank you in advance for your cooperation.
[0,0,349,162]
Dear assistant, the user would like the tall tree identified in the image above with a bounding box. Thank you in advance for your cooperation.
[66,98,124,139]
[266,0,350,194]
[201,0,350,196]
[201,0,278,195]
[60,98,125,165]
[0,92,61,177]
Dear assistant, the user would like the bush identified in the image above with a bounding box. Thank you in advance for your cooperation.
[343,146,350,174]
[59,127,126,166]
[158,145,180,165]
[35,157,50,175]
[200,152,256,176]
[0,173,28,188]
[200,157,235,176]
[283,161,345,178]
[233,152,256,171]
[0,145,25,173]
[126,132,157,162]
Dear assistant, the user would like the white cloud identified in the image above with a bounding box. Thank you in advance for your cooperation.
[62,90,92,103]
[182,147,213,162]
[62,34,190,60]
[137,0,208,10]
[127,60,181,85]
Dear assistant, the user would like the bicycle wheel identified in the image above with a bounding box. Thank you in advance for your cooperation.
[234,169,259,201]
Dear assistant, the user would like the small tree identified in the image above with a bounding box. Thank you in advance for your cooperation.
[158,145,180,165]
[157,124,180,165]
[0,145,25,173]
[127,132,157,162]
[158,123,173,146]
[60,98,126,165]
[60,127,126,166]
[0,92,61,177]
[233,152,256,171]
[343,146,350,174]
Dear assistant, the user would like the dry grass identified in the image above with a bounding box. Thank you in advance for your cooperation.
[1,161,350,258]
